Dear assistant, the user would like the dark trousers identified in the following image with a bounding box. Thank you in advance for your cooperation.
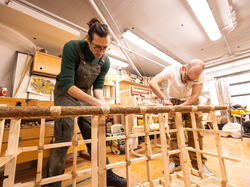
[43,83,109,187]
[169,98,207,167]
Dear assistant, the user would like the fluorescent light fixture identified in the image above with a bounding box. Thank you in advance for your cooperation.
[122,30,181,66]
[205,58,250,73]
[187,0,222,41]
[7,1,81,36]
[109,57,129,68]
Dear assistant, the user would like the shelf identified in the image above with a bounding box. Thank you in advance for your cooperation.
[119,79,150,89]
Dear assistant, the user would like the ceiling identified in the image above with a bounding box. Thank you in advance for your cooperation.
[0,0,250,76]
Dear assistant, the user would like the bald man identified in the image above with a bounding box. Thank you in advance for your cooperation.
[150,59,215,176]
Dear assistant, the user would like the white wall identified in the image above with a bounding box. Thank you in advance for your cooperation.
[0,23,35,97]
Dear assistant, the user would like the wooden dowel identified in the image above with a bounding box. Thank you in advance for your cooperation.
[184,128,237,135]
[159,113,171,187]
[35,118,46,186]
[186,147,240,162]
[175,112,191,187]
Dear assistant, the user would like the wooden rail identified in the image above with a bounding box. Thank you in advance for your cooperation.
[0,105,239,187]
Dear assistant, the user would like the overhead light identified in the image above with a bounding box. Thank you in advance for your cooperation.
[187,0,222,41]
[122,30,181,66]
[6,0,81,36]
[205,58,250,73]
[109,57,129,68]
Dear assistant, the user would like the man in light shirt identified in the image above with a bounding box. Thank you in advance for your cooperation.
[149,59,215,176]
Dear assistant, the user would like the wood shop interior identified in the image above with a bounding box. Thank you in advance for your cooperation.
[0,0,250,186]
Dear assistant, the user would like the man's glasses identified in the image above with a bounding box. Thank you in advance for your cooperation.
[91,42,108,52]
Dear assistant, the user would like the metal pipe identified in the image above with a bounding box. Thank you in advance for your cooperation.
[88,0,142,77]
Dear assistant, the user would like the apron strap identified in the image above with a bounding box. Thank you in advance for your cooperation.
[99,55,107,66]
[73,40,85,61]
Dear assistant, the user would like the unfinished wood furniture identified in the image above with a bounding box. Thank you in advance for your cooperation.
[0,105,240,187]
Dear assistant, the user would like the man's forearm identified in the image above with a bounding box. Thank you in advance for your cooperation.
[93,89,106,103]
[149,82,166,100]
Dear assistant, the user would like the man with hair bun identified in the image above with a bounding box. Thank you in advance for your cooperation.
[43,18,126,187]
[150,59,215,176]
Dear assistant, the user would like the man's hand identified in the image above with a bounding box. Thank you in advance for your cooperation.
[163,99,173,106]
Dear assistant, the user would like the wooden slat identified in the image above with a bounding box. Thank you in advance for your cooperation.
[143,114,153,185]
[123,114,131,187]
[159,113,171,187]
[91,115,98,187]
[210,111,228,184]
[3,119,21,187]
[35,118,46,186]
[72,117,78,187]
[0,119,5,153]
[175,112,191,187]
[98,115,107,187]
[190,112,203,176]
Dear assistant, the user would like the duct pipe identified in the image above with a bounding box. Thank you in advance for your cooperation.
[88,0,142,77]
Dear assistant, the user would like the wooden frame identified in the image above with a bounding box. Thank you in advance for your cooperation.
[0,105,240,186]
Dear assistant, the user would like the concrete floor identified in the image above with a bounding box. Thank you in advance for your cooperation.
[13,135,250,187]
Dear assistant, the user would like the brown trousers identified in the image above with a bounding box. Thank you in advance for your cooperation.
[169,98,207,167]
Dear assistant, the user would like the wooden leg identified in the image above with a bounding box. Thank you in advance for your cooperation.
[159,113,171,187]
[0,119,5,153]
[123,114,131,187]
[91,115,99,187]
[210,111,228,185]
[175,112,191,187]
[143,114,152,186]
[98,115,106,187]
[3,119,21,187]
[72,117,78,187]
[190,112,203,177]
